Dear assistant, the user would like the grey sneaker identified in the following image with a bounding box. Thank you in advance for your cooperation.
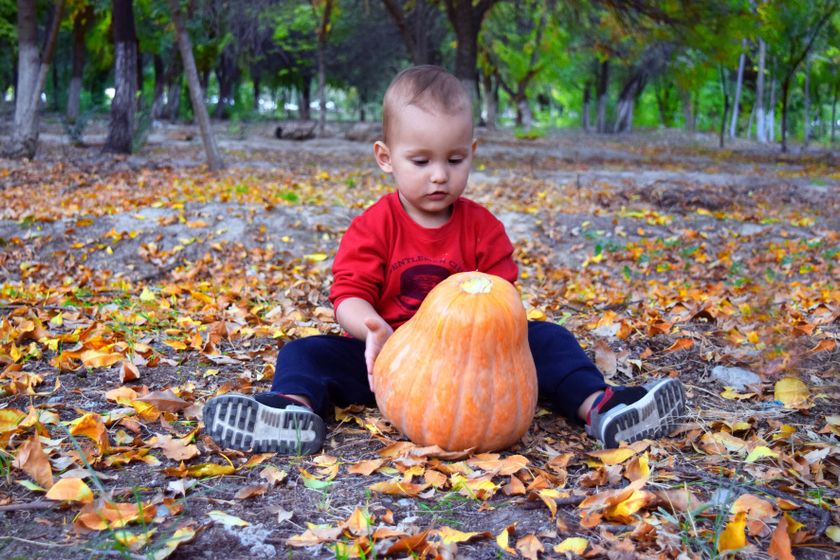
[203,394,325,455]
[585,378,686,448]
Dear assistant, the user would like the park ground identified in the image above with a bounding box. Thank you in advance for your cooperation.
[0,117,838,559]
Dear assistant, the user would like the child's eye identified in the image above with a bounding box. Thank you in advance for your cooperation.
[449,158,464,165]
[412,159,428,166]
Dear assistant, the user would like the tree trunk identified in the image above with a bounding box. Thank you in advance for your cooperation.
[482,73,498,130]
[253,73,261,112]
[300,76,311,120]
[729,38,746,138]
[803,54,811,150]
[445,0,496,113]
[780,74,791,153]
[613,75,639,133]
[317,42,327,137]
[719,66,729,149]
[104,0,138,154]
[151,54,166,119]
[164,55,182,121]
[582,80,592,132]
[746,101,756,140]
[3,0,64,159]
[596,59,609,133]
[166,0,224,170]
[755,38,766,143]
[831,81,838,144]
[767,75,776,142]
[681,88,694,131]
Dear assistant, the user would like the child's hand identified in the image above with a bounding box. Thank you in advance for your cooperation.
[364,316,393,391]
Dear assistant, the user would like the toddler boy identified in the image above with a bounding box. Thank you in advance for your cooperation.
[203,66,686,454]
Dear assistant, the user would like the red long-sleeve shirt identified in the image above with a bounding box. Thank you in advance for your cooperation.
[329,193,518,329]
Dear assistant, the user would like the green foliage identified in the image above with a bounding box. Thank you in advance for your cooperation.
[0,0,15,46]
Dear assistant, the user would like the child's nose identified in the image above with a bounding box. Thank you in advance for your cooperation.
[430,164,447,183]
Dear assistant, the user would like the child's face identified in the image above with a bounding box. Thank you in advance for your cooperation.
[374,103,476,228]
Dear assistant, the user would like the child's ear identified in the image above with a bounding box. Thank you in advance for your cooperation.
[373,141,393,172]
[471,138,478,154]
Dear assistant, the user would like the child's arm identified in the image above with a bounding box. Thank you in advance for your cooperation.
[335,297,394,389]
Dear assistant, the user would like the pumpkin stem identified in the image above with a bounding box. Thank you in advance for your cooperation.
[460,275,493,294]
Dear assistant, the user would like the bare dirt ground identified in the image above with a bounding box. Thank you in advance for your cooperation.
[0,117,838,559]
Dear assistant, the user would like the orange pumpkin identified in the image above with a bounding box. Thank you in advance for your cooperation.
[373,271,538,452]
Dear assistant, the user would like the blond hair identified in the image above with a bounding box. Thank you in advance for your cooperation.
[382,65,472,144]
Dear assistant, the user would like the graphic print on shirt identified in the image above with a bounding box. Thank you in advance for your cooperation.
[397,264,450,312]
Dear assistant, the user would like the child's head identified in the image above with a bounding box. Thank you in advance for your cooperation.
[381,65,473,144]
[375,66,477,228]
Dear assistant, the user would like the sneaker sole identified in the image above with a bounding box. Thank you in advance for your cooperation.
[203,395,325,455]
[600,378,686,448]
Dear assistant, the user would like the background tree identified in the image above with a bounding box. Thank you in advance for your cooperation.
[3,0,65,158]
[166,0,223,170]
[102,0,137,153]
[381,0,445,66]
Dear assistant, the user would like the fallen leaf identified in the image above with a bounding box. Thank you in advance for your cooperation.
[207,510,249,528]
[718,511,747,552]
[768,515,794,560]
[663,338,693,353]
[436,526,492,545]
[745,445,779,463]
[774,377,809,408]
[587,447,636,465]
[74,499,155,531]
[45,478,94,503]
[516,534,544,560]
[554,537,588,555]
[12,435,54,489]
[136,389,189,412]
[234,484,268,500]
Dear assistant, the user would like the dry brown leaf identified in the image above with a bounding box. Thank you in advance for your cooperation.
[12,435,54,489]
[515,534,544,560]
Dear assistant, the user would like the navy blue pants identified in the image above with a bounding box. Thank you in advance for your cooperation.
[270,321,607,422]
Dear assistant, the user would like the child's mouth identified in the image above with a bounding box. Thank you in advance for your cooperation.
[427,191,448,201]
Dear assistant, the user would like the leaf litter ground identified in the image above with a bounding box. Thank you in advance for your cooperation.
[0,122,838,559]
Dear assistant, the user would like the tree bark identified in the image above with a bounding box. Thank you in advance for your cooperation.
[300,75,311,120]
[166,0,224,170]
[582,80,592,132]
[803,54,811,150]
[729,38,746,138]
[780,74,790,153]
[3,0,65,159]
[596,59,609,133]
[767,75,776,142]
[831,81,838,144]
[719,66,729,149]
[151,54,166,119]
[103,0,138,154]
[755,37,766,143]
[443,0,497,112]
[482,72,497,130]
[680,88,694,131]
[164,56,182,121]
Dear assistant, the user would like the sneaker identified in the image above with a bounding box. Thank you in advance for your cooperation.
[585,378,686,448]
[203,393,326,455]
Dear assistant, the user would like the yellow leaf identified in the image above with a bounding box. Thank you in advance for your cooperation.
[554,537,588,555]
[45,478,94,503]
[0,408,25,433]
[80,349,124,368]
[139,287,156,303]
[721,387,756,400]
[825,526,840,543]
[496,525,516,554]
[437,526,491,545]
[207,510,249,528]
[745,445,779,463]
[69,413,110,453]
[774,377,809,408]
[526,308,546,321]
[113,529,156,552]
[74,500,155,531]
[718,511,747,552]
[304,253,327,262]
[587,447,636,465]
[368,479,429,497]
[625,451,650,481]
[186,463,236,478]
